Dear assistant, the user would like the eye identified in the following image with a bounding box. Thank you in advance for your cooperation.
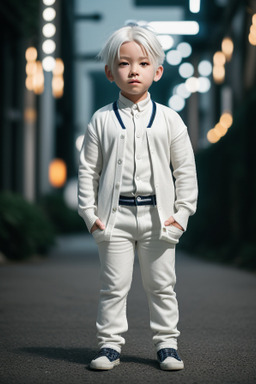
[119,61,129,66]
[141,62,149,67]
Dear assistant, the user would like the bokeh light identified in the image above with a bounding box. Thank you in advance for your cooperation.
[25,47,37,62]
[157,35,174,51]
[215,122,228,137]
[53,58,64,75]
[166,50,182,66]
[221,37,234,61]
[198,77,211,93]
[248,32,256,46]
[185,77,199,93]
[43,0,56,5]
[25,76,34,91]
[213,51,226,66]
[176,83,191,99]
[33,62,44,95]
[220,112,233,128]
[179,62,194,78]
[42,7,56,22]
[207,129,221,143]
[198,60,212,76]
[49,159,67,188]
[168,95,185,111]
[177,42,192,58]
[42,39,56,54]
[52,76,64,91]
[42,56,56,72]
[207,112,233,143]
[213,65,225,84]
[26,62,37,76]
[24,108,37,123]
[42,23,56,38]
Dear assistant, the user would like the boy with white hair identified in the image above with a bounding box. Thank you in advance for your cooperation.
[78,24,198,371]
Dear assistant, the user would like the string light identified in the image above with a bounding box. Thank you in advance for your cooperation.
[220,112,233,128]
[207,111,233,143]
[212,38,234,84]
[213,65,225,84]
[25,47,44,94]
[213,51,226,66]
[249,14,256,46]
[221,37,234,61]
[52,58,64,98]
[25,47,37,62]
[207,129,221,144]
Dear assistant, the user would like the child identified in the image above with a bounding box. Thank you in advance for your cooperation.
[78,24,198,371]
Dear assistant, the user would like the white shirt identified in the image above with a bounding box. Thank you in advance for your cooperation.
[78,93,198,245]
[118,92,154,196]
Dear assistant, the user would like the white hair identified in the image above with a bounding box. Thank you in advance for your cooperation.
[98,24,165,71]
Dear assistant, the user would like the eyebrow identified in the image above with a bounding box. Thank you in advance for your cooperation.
[119,56,149,60]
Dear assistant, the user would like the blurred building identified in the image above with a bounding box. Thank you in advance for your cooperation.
[0,0,255,205]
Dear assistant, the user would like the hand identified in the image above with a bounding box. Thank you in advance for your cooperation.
[90,218,105,233]
[164,216,184,231]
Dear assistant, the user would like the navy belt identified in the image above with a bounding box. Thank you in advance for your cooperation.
[119,195,157,206]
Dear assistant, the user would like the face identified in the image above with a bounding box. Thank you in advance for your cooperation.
[105,41,163,103]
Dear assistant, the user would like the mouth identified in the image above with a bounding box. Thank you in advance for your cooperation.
[129,80,141,84]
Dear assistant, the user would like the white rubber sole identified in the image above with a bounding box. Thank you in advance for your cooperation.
[90,357,120,370]
[159,357,184,371]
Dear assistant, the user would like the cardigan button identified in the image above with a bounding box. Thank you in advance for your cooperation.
[120,134,125,139]
[112,207,117,212]
[117,159,122,165]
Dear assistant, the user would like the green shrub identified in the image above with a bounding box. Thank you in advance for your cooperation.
[39,193,86,234]
[0,192,55,260]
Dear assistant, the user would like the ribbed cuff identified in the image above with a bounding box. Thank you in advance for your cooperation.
[78,207,98,232]
[172,208,190,231]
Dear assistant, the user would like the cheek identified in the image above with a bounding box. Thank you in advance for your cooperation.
[116,70,127,81]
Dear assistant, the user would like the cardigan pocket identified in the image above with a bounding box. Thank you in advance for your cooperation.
[92,228,105,243]
[161,225,183,244]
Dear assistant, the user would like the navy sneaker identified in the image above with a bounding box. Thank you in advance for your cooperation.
[90,348,120,370]
[157,348,184,371]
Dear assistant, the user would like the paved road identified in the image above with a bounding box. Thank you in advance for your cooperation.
[0,234,256,384]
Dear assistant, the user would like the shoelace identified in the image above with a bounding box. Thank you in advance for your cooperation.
[157,348,181,362]
[93,348,120,362]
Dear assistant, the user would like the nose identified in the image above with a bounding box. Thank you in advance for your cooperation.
[129,64,139,77]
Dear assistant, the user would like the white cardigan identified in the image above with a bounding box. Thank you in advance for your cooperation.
[78,98,198,244]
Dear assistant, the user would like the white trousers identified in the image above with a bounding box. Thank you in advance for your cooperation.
[94,204,180,353]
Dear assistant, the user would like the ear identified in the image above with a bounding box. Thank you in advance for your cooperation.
[154,65,164,82]
[105,65,114,83]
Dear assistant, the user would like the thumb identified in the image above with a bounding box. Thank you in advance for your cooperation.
[96,219,105,230]
[164,216,175,226]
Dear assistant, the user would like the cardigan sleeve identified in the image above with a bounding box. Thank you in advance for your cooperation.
[170,115,198,231]
[78,122,103,232]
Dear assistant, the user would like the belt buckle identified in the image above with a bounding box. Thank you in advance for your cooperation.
[135,196,142,206]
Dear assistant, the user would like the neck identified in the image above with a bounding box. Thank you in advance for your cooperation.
[120,91,148,104]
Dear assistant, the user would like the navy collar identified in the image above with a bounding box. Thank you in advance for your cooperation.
[113,100,156,130]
